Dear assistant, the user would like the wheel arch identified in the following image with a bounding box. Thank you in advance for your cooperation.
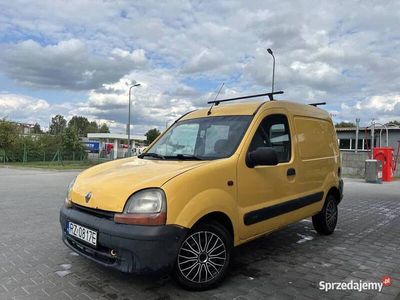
[167,186,240,245]
[327,186,341,204]
[192,211,234,241]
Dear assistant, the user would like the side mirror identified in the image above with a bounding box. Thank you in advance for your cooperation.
[246,147,278,168]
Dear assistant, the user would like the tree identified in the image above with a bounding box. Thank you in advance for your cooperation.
[67,117,109,136]
[49,115,67,135]
[387,120,400,126]
[0,119,19,151]
[86,121,99,134]
[32,123,43,134]
[37,133,59,154]
[62,127,84,154]
[99,123,110,133]
[335,122,356,128]
[68,116,90,136]
[145,128,161,144]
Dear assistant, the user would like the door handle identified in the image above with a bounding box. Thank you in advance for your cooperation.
[287,168,296,176]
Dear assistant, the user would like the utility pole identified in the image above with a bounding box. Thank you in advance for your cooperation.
[371,119,375,151]
[355,118,360,153]
[128,82,141,156]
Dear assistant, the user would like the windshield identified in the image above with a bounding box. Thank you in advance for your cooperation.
[144,115,252,160]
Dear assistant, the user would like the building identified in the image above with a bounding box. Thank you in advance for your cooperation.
[336,126,400,152]
[0,121,35,135]
[86,133,147,159]
[336,126,400,177]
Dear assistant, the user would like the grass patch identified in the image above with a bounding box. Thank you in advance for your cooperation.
[1,160,104,170]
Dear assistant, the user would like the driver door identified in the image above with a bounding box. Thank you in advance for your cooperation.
[237,109,298,240]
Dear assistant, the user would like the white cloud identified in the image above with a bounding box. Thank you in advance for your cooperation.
[335,94,400,125]
[110,48,147,64]
[0,1,400,130]
[290,61,340,81]
[0,39,148,90]
[0,93,49,114]
[0,92,68,127]
[182,48,226,74]
[362,95,400,112]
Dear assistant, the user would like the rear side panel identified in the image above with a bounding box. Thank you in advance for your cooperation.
[292,115,340,206]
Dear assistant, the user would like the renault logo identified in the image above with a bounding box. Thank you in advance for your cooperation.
[85,192,92,203]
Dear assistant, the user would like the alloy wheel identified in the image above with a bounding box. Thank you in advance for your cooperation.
[177,231,227,284]
[325,200,337,230]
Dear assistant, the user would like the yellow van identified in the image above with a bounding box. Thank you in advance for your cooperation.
[60,97,343,290]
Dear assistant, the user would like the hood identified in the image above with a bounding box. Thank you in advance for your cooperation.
[70,157,207,212]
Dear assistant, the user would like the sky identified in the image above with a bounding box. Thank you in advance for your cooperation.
[0,0,399,134]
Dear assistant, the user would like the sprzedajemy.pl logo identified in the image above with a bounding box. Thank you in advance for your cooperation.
[319,276,392,292]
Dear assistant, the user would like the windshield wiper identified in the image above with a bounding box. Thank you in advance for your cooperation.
[138,152,165,160]
[167,154,203,160]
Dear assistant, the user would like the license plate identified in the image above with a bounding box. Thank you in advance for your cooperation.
[67,221,97,246]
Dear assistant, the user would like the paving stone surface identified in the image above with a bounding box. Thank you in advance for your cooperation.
[0,167,399,299]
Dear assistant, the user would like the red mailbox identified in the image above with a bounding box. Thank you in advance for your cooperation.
[373,147,394,182]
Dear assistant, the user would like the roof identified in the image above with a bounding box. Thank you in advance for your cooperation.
[335,126,400,132]
[183,102,263,119]
[87,133,146,140]
[181,100,331,121]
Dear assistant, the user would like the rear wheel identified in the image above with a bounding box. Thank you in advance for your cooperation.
[173,221,232,290]
[312,194,338,235]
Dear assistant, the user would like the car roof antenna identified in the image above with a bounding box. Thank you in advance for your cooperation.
[207,82,224,115]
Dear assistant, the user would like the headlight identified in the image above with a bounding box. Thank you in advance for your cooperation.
[124,189,166,213]
[114,188,167,225]
[65,177,76,208]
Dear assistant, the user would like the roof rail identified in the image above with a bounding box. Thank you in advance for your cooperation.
[309,102,326,107]
[207,91,284,106]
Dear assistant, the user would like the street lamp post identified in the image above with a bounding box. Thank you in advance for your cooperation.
[267,48,275,93]
[355,118,360,153]
[128,83,141,156]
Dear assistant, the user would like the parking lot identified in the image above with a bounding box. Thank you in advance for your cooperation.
[0,167,399,300]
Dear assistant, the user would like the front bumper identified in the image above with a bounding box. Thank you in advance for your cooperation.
[60,206,187,274]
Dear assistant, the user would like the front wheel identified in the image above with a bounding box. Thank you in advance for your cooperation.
[173,221,232,290]
[312,194,338,235]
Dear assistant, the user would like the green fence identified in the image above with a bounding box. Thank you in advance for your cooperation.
[0,147,88,163]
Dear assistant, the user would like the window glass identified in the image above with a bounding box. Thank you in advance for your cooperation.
[339,139,351,149]
[357,139,363,150]
[148,116,252,160]
[249,114,291,163]
[157,123,199,156]
[204,125,230,155]
[363,139,377,150]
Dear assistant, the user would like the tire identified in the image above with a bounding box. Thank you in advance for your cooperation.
[312,194,338,235]
[173,221,233,291]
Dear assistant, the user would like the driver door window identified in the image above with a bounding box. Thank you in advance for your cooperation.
[248,114,291,163]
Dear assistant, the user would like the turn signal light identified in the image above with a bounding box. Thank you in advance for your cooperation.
[114,212,166,225]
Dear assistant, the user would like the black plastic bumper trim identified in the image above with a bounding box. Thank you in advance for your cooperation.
[339,179,344,201]
[244,192,324,225]
[60,206,187,274]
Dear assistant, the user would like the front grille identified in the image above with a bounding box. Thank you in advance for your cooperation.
[71,203,115,220]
